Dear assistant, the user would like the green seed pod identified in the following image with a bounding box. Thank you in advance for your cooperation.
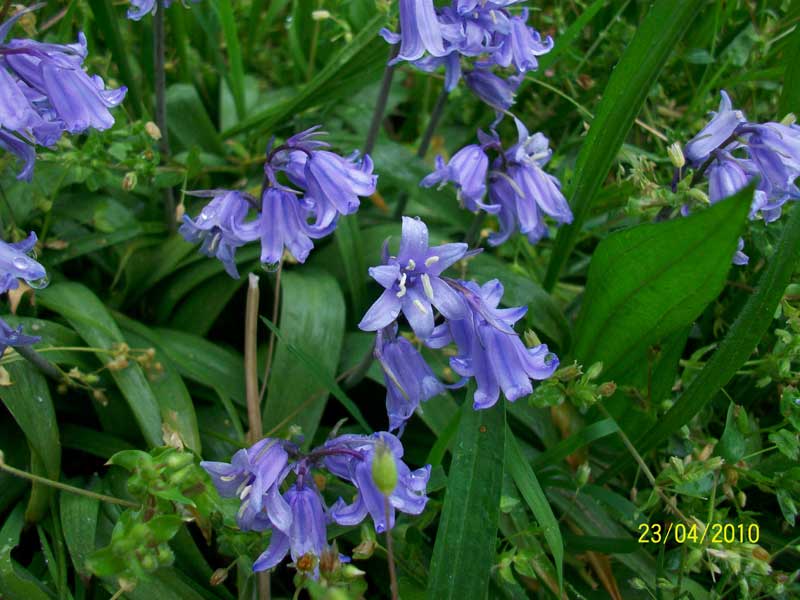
[371,443,398,497]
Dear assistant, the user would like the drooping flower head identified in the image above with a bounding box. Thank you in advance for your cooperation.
[380,0,447,63]
[181,127,377,276]
[0,318,41,356]
[423,118,572,247]
[201,432,430,576]
[427,279,559,408]
[0,232,47,294]
[359,217,468,340]
[374,326,448,432]
[0,6,126,180]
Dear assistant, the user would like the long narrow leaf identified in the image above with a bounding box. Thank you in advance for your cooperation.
[213,0,246,120]
[543,0,702,290]
[428,398,505,599]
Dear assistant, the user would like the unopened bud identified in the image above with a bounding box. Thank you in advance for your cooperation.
[576,462,591,487]
[371,443,398,496]
[585,362,603,381]
[122,171,138,191]
[93,389,109,406]
[630,578,647,590]
[523,330,541,348]
[667,142,685,169]
[597,381,617,397]
[145,121,162,140]
[311,9,330,20]
[780,112,796,126]
[210,568,228,586]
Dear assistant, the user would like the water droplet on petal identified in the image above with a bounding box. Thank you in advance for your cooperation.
[27,274,50,289]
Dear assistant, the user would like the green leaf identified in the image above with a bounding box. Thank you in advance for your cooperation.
[334,213,368,318]
[506,429,564,592]
[0,504,52,599]
[531,418,619,470]
[61,425,135,459]
[169,269,250,335]
[571,188,751,382]
[223,11,389,137]
[151,327,247,407]
[60,481,100,578]
[616,201,800,474]
[166,83,225,156]
[213,0,246,120]
[780,22,800,116]
[37,282,163,447]
[0,362,60,523]
[769,429,799,461]
[117,317,202,452]
[428,398,505,600]
[543,0,702,289]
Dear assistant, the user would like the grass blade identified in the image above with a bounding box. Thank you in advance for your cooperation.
[213,0,246,120]
[428,397,505,599]
[506,428,564,593]
[543,0,702,290]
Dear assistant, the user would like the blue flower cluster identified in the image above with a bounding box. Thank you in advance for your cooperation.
[0,233,48,354]
[0,7,126,180]
[382,0,553,111]
[681,90,800,263]
[359,217,559,429]
[423,117,573,245]
[201,432,430,576]
[180,127,377,277]
[127,0,200,22]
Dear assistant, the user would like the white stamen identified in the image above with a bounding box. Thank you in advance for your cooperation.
[424,256,440,268]
[239,484,252,501]
[490,9,497,23]
[413,299,428,314]
[406,259,416,270]
[220,474,237,482]
[237,500,249,519]
[421,273,435,300]
[396,272,407,298]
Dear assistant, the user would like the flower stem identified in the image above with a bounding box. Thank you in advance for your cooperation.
[394,85,448,219]
[384,496,399,600]
[343,337,376,389]
[364,46,399,155]
[465,212,487,248]
[13,345,64,383]
[245,273,263,445]
[258,261,283,402]
[0,454,139,508]
[257,572,271,600]
[154,4,176,232]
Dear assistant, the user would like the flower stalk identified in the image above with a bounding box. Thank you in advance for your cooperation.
[153,3,176,231]
[364,46,399,155]
[245,273,262,445]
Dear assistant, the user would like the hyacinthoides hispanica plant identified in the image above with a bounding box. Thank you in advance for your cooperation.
[1,1,800,599]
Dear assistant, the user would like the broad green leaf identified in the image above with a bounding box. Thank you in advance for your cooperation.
[166,83,225,156]
[571,189,751,383]
[544,0,702,289]
[260,269,354,439]
[780,23,800,116]
[38,283,163,447]
[428,398,505,600]
[46,223,164,265]
[506,429,564,592]
[61,424,135,459]
[0,504,52,599]
[618,201,800,475]
[0,362,60,523]
[118,320,202,453]
[224,11,389,137]
[531,418,619,470]
[169,269,250,335]
[334,213,368,319]
[152,327,247,407]
[60,481,100,578]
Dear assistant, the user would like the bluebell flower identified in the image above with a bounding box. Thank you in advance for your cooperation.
[733,237,749,266]
[420,144,494,211]
[323,432,431,533]
[0,232,47,294]
[707,153,751,204]
[428,279,559,408]
[127,0,170,20]
[0,7,126,179]
[0,318,41,356]
[179,190,256,279]
[464,68,520,111]
[252,481,329,574]
[359,217,468,340]
[683,91,747,167]
[380,0,447,62]
[374,326,447,432]
[491,9,554,73]
[203,432,430,575]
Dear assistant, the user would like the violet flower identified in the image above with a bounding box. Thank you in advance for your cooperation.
[380,0,447,62]
[202,433,430,575]
[420,144,494,211]
[358,217,468,340]
[0,7,126,179]
[683,91,747,167]
[491,9,554,73]
[464,68,520,112]
[0,232,47,294]
[428,279,559,409]
[0,318,41,356]
[374,326,448,432]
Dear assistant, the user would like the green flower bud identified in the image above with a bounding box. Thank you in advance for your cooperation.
[667,142,685,169]
[371,443,398,496]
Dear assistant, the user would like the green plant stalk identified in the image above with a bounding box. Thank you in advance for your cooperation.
[258,262,282,403]
[0,457,138,508]
[13,345,64,383]
[542,0,702,291]
[364,46,399,155]
[385,497,399,600]
[606,203,800,479]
